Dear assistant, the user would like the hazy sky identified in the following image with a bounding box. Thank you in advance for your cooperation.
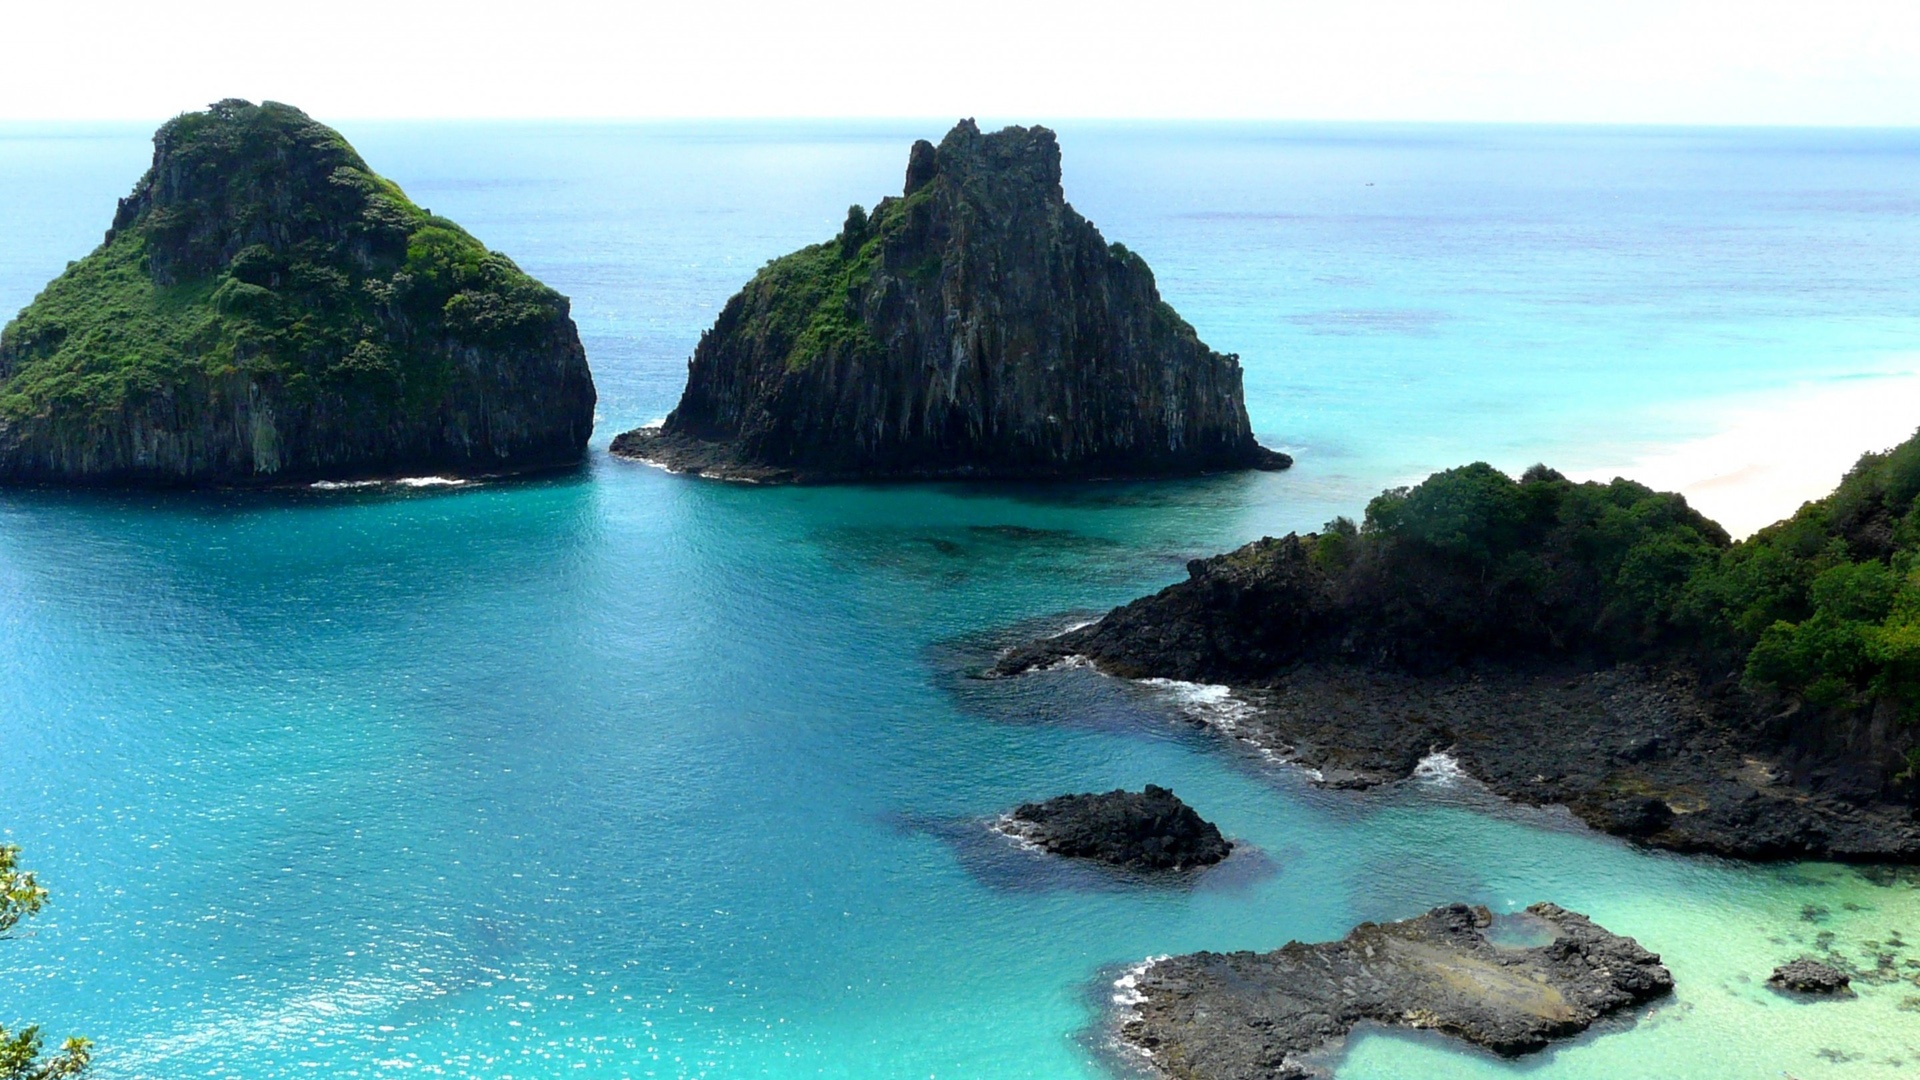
[6,0,1918,124]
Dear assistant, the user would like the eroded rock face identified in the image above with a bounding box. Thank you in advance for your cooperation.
[1121,903,1673,1080]
[1007,785,1232,871]
[1769,957,1852,994]
[612,119,1287,482]
[0,99,595,486]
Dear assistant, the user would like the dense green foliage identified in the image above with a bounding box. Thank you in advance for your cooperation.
[0,99,563,426]
[730,193,937,372]
[1,845,90,1080]
[1314,462,1730,668]
[1324,430,1920,729]
[0,843,48,937]
[1688,433,1920,721]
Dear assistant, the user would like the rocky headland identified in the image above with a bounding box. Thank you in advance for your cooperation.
[1005,785,1232,871]
[0,99,596,486]
[612,120,1288,482]
[999,450,1920,861]
[1119,902,1672,1080]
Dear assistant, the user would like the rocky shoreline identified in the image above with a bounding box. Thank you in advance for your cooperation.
[992,460,1920,863]
[1119,903,1672,1080]
[997,647,1920,861]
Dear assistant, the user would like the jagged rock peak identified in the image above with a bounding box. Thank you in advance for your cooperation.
[904,138,939,195]
[0,99,596,487]
[612,119,1290,483]
[929,118,1062,196]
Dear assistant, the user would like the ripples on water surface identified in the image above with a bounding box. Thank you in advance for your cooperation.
[3,123,1920,1077]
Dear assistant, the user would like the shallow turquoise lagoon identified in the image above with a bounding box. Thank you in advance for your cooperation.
[3,123,1919,1078]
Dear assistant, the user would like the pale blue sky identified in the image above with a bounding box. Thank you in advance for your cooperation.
[5,0,1918,124]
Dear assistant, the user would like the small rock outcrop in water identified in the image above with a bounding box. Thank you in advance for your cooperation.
[611,120,1288,482]
[1768,957,1852,994]
[1007,785,1231,871]
[1121,903,1672,1080]
[0,99,595,486]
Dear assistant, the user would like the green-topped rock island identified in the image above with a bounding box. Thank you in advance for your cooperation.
[612,120,1288,482]
[0,99,595,486]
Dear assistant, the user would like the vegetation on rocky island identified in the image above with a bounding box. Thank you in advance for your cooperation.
[0,99,592,484]
[1237,429,1917,798]
[2,99,561,423]
[1308,432,1920,730]
[1,845,90,1080]
[620,120,1280,482]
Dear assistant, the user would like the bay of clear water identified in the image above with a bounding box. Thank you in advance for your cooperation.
[3,121,1919,1079]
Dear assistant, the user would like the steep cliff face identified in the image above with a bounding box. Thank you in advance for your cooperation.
[613,120,1286,481]
[0,99,596,486]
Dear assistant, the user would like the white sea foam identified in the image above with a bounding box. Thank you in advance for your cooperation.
[1412,750,1467,786]
[1048,617,1100,638]
[989,812,1047,853]
[1140,678,1289,765]
[1111,956,1162,1009]
[1139,678,1255,724]
[1109,955,1171,1063]
[309,476,467,490]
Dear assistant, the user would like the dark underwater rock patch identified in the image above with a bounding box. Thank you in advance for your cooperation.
[1007,785,1232,871]
[1769,957,1853,995]
[1119,903,1672,1080]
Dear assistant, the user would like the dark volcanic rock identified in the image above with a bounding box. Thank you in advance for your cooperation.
[995,534,1920,862]
[611,119,1288,482]
[1121,903,1672,1080]
[0,100,595,486]
[1008,785,1232,871]
[1768,957,1853,994]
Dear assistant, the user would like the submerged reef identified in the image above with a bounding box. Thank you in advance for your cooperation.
[1119,903,1672,1080]
[0,99,595,486]
[613,119,1287,482]
[1769,957,1853,994]
[1001,439,1920,861]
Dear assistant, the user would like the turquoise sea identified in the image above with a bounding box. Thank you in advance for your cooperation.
[3,122,1920,1078]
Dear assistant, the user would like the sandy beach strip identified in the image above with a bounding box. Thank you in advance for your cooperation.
[1570,370,1920,540]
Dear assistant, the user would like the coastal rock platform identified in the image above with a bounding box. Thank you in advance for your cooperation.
[1120,903,1673,1080]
